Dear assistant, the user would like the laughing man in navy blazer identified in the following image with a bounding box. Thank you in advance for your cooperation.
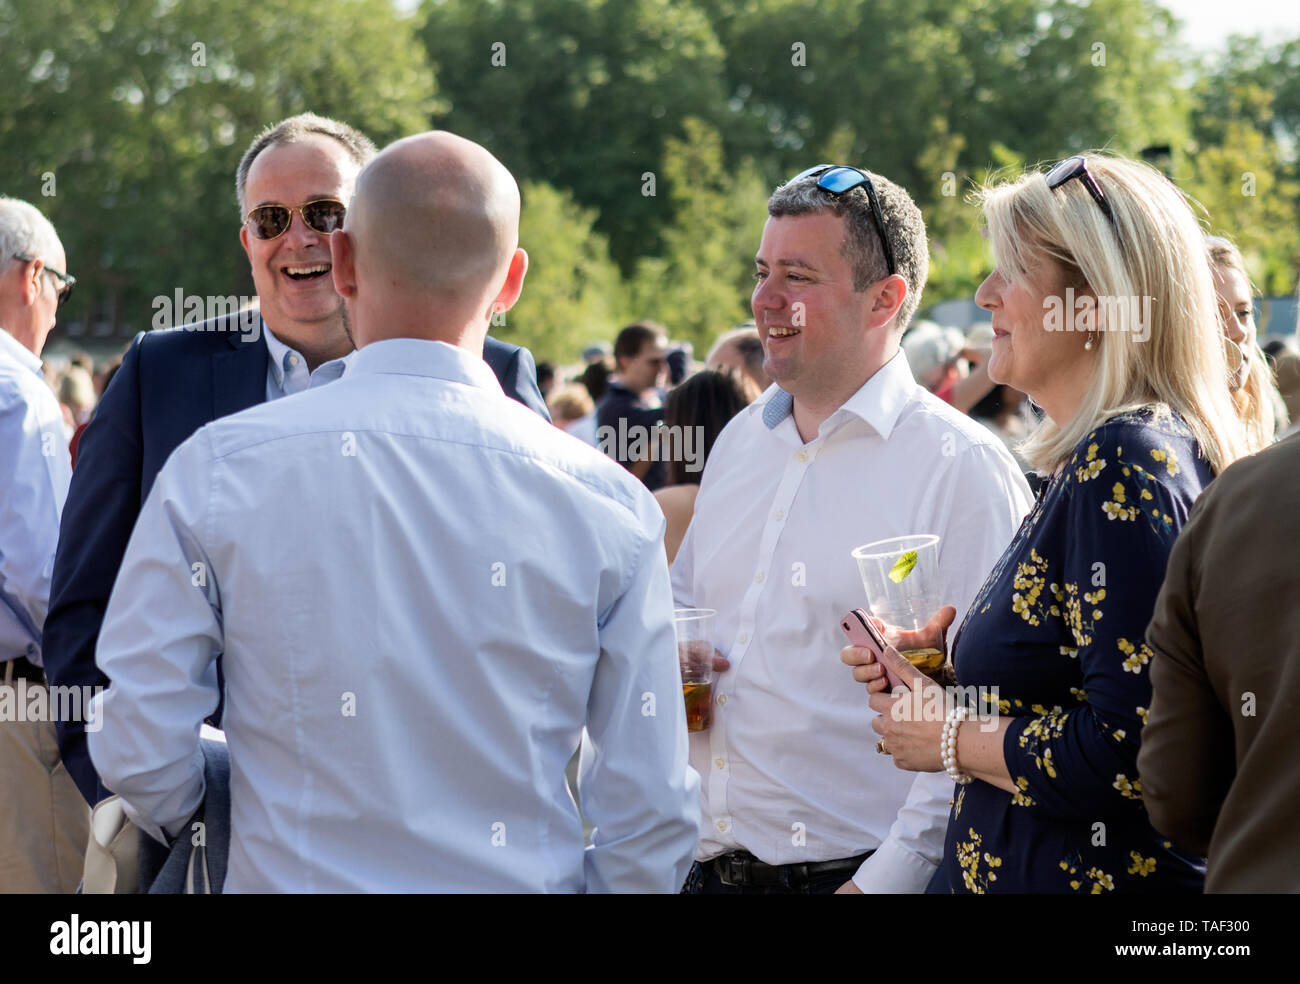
[44,113,549,807]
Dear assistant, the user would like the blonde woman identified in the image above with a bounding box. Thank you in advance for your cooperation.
[1206,235,1288,450]
[845,154,1246,893]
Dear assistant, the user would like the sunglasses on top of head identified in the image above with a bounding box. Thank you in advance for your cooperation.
[1044,156,1118,229]
[784,164,897,277]
[243,198,347,241]
[12,253,75,307]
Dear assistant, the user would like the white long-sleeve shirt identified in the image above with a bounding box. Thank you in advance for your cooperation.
[0,327,70,665]
[89,338,700,893]
[671,350,1032,891]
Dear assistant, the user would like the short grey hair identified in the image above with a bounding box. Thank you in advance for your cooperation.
[235,113,377,214]
[0,195,62,277]
[767,169,929,333]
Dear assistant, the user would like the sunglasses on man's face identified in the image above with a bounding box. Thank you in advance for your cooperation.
[244,199,347,241]
[12,253,75,307]
[1045,156,1117,228]
[784,164,897,277]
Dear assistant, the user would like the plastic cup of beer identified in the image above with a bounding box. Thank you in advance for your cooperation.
[851,534,945,678]
[673,608,717,733]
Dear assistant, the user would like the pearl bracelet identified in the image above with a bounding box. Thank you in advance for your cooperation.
[942,706,973,785]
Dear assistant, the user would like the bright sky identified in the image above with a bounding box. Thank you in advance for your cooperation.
[1161,0,1300,49]
[399,1,1300,49]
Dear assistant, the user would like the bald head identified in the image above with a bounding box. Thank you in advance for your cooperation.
[331,131,528,349]
[356,132,518,293]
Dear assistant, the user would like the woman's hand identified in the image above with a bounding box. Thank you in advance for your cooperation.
[839,607,958,773]
[840,607,957,694]
[867,661,948,772]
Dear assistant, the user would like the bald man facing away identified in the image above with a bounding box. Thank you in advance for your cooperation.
[88,132,701,893]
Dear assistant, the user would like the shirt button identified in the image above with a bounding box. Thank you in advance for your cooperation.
[717,694,727,705]
[754,572,765,583]
[288,355,299,367]
[716,820,728,832]
[796,450,808,462]
[715,758,726,769]
[773,510,784,521]
[737,633,748,645]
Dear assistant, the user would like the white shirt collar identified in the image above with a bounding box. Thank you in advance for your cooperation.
[0,327,43,376]
[262,319,356,385]
[760,348,918,441]
[349,338,504,395]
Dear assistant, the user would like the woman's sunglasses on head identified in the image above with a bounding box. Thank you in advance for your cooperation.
[244,198,347,241]
[1045,156,1117,228]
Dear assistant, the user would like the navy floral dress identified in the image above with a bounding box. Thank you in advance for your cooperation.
[945,408,1211,893]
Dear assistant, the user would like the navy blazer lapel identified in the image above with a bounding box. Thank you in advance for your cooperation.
[212,315,269,421]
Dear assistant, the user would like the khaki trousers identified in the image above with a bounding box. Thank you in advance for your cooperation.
[0,681,91,893]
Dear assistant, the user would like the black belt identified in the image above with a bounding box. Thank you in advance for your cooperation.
[708,849,873,888]
[1,656,46,685]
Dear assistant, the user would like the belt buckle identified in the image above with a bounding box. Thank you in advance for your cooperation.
[716,855,750,887]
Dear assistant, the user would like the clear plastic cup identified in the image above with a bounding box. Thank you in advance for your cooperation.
[851,534,941,628]
[851,535,944,677]
[673,608,716,733]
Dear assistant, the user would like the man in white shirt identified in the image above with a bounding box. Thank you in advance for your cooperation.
[88,131,700,893]
[673,165,1032,893]
[0,196,85,892]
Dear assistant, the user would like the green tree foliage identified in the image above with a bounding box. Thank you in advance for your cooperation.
[1182,37,1300,298]
[418,0,729,273]
[3,0,1296,358]
[627,118,770,352]
[506,181,628,360]
[0,0,435,337]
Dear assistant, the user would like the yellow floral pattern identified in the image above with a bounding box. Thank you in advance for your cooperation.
[1113,774,1143,800]
[954,828,1002,893]
[938,411,1212,893]
[1118,637,1153,674]
[1127,852,1157,877]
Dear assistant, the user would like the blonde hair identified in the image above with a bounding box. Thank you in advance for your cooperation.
[1206,235,1287,451]
[977,153,1247,476]
[547,383,593,422]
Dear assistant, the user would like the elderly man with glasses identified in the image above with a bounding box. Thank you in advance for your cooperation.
[0,195,86,893]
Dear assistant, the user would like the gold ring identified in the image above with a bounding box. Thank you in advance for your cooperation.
[876,739,889,755]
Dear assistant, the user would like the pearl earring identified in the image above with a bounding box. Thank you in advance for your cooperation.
[1085,332,1095,351]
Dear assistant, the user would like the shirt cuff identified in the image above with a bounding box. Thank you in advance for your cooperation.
[119,798,176,848]
[851,837,938,893]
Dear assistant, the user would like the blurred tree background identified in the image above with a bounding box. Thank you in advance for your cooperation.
[2,0,1296,362]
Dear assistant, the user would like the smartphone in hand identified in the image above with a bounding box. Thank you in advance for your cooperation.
[841,608,909,692]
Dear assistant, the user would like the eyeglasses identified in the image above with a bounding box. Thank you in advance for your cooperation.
[1045,156,1117,227]
[243,199,347,241]
[12,253,75,307]
[785,164,897,277]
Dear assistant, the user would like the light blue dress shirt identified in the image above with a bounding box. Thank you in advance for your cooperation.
[89,338,700,893]
[261,320,352,400]
[0,328,71,666]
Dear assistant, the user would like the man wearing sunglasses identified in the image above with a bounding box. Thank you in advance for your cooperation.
[44,113,551,815]
[671,166,1032,893]
[88,130,699,892]
[0,196,88,892]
